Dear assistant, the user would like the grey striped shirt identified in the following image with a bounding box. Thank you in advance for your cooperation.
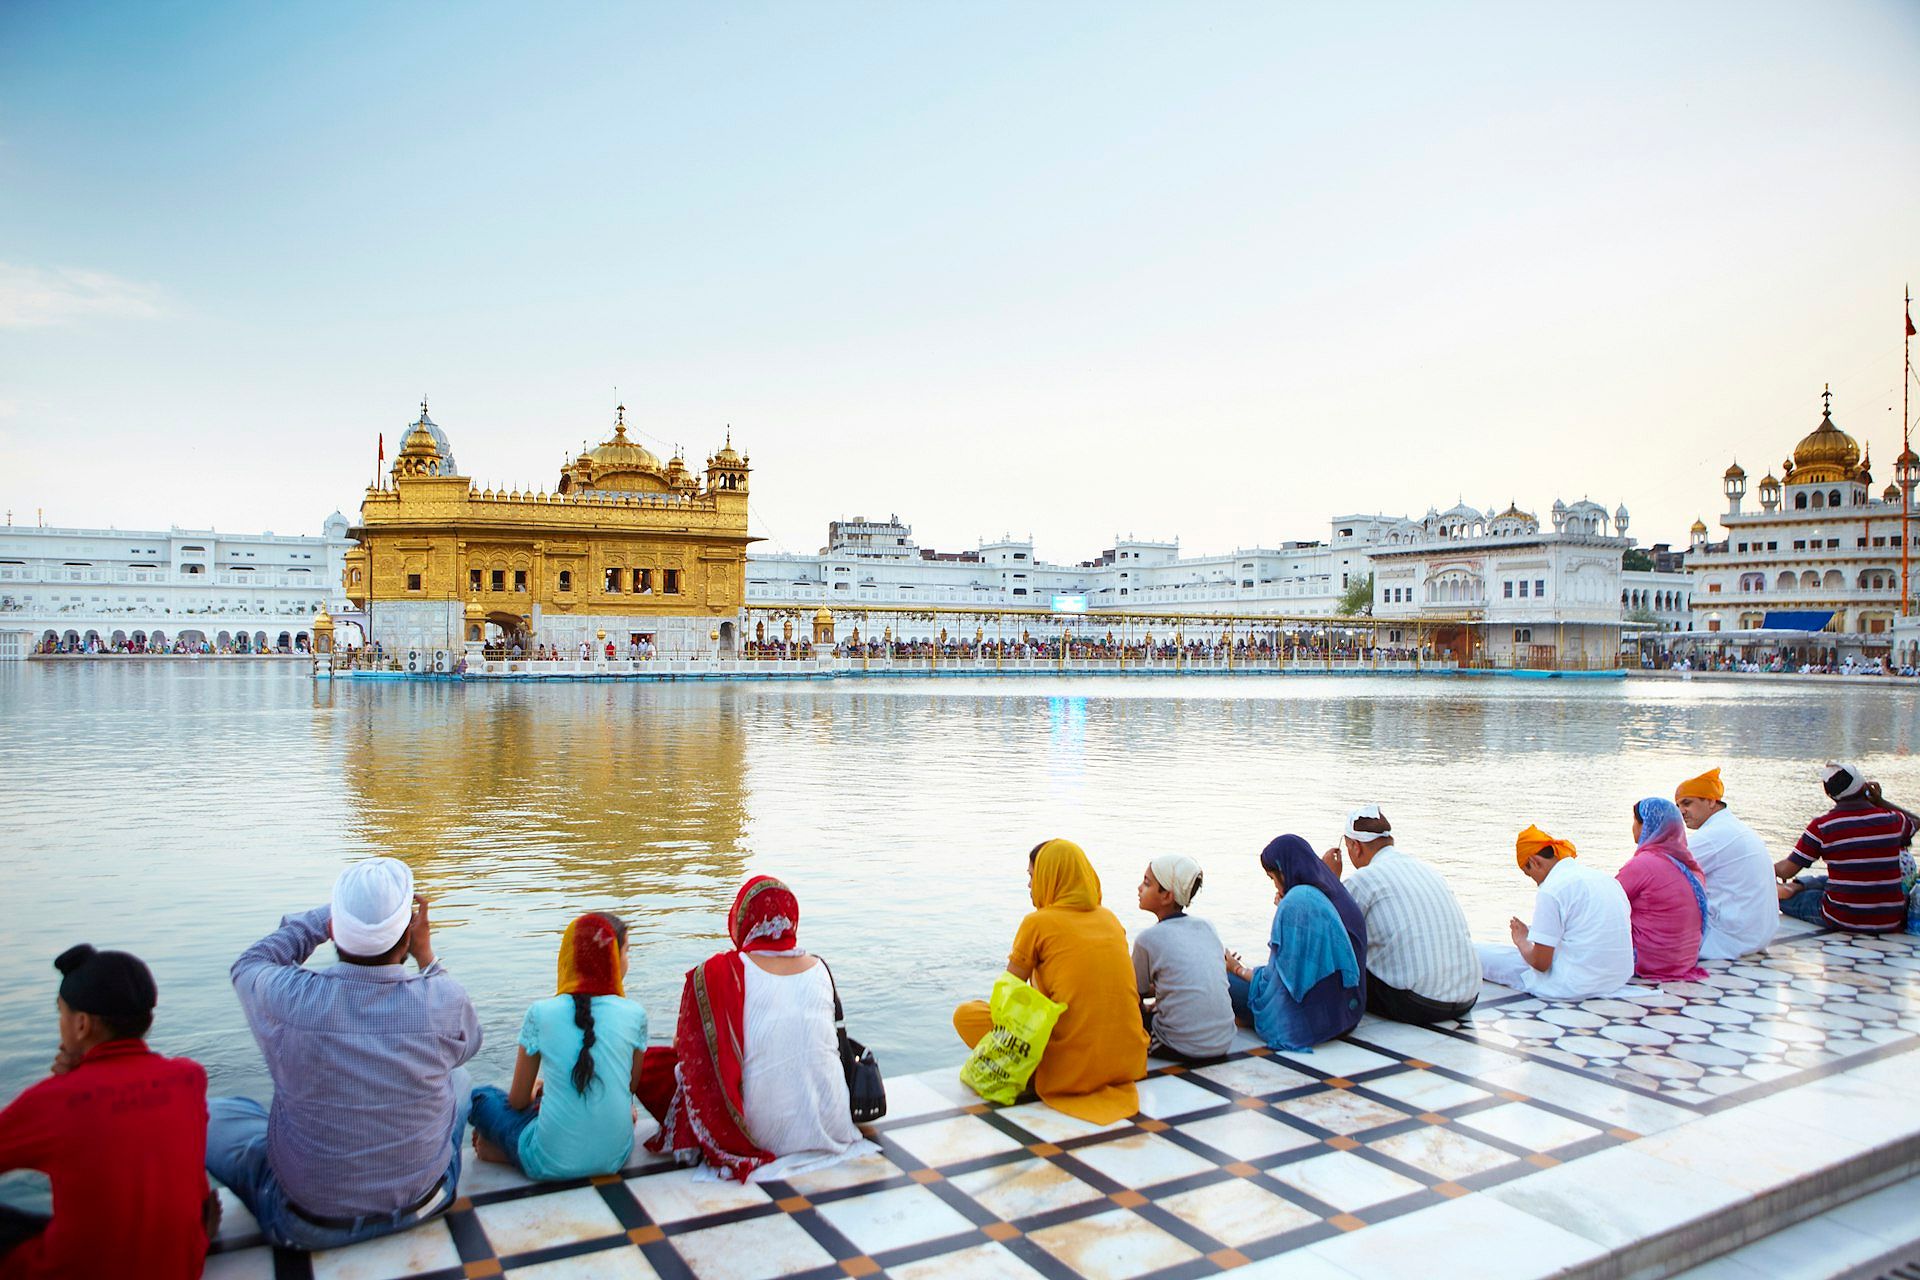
[1344,846,1479,1003]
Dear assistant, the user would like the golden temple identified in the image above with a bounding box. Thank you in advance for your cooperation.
[341,402,753,657]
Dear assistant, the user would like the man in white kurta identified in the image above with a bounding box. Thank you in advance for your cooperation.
[1478,827,1634,1000]
[1675,768,1779,960]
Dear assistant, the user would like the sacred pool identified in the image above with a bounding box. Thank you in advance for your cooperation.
[1,663,1915,1103]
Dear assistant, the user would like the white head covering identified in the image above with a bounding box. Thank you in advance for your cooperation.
[1822,762,1867,801]
[331,857,415,957]
[1147,854,1203,909]
[1344,803,1392,844]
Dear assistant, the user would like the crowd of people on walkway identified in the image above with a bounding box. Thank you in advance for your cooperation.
[1,763,1915,1277]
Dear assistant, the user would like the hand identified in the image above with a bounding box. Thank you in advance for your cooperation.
[406,894,435,968]
[1777,881,1802,900]
[1322,847,1343,877]
[1224,948,1245,978]
[1508,916,1529,947]
[50,1044,81,1076]
[530,1078,544,1109]
[1866,780,1884,805]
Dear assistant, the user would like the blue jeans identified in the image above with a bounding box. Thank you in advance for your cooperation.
[205,1067,470,1252]
[1780,875,1830,925]
[1227,971,1252,1023]
[468,1086,537,1172]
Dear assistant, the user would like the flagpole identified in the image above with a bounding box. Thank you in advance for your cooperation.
[1904,286,1913,617]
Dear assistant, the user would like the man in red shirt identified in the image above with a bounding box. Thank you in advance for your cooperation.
[0,945,213,1280]
[1778,763,1920,933]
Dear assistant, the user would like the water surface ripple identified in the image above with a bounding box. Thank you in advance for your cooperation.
[1,665,1915,1099]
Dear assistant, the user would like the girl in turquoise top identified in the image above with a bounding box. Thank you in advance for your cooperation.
[470,913,649,1180]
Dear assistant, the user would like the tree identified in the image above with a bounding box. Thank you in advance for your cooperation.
[1625,606,1658,624]
[1338,573,1374,616]
[1623,549,1653,571]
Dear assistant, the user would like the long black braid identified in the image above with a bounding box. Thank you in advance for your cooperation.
[569,912,628,1096]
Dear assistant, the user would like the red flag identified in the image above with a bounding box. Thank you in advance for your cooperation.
[378,431,385,463]
[1907,306,1916,338]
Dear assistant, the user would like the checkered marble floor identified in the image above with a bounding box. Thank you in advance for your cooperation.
[204,916,1920,1280]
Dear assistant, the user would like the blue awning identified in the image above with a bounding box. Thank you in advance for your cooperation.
[1761,610,1835,632]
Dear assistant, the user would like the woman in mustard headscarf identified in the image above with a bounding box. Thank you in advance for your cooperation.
[953,839,1148,1123]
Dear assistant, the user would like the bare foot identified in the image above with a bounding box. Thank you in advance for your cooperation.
[473,1132,512,1165]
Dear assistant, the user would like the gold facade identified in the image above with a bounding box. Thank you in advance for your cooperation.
[343,403,753,648]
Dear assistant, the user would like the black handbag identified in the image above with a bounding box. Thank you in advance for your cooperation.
[821,960,887,1123]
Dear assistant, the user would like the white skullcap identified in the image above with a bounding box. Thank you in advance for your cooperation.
[1148,855,1203,909]
[1822,763,1867,801]
[1344,803,1391,843]
[331,857,415,957]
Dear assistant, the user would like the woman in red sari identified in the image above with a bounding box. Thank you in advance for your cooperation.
[639,876,873,1182]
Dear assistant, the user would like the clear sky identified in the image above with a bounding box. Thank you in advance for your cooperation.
[3,1,1917,559]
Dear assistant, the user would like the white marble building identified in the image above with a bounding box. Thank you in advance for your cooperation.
[0,517,354,658]
[1367,499,1686,667]
[745,514,1389,624]
[1685,389,1919,654]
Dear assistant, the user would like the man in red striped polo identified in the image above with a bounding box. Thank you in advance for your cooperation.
[1776,763,1919,933]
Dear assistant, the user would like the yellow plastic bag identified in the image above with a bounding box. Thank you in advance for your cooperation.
[959,971,1068,1105]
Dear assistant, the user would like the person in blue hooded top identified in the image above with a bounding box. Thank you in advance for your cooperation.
[1224,835,1368,1051]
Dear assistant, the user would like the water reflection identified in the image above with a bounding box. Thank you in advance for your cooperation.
[0,666,1916,1102]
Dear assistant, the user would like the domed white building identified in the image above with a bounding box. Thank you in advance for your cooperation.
[1685,388,1918,658]
[1369,494,1682,668]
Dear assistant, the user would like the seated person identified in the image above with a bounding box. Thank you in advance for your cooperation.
[1778,763,1920,934]
[1675,768,1778,959]
[1132,855,1235,1061]
[641,876,875,1182]
[954,840,1148,1123]
[0,946,212,1280]
[1478,827,1634,1000]
[207,857,481,1251]
[1617,798,1708,982]
[1224,835,1367,1051]
[471,913,648,1180]
[1322,804,1478,1025]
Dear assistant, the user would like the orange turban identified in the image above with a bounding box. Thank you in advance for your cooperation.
[1675,768,1724,803]
[1515,825,1577,870]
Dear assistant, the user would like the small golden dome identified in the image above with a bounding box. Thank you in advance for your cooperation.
[1723,461,1746,480]
[1760,472,1779,488]
[464,600,485,619]
[312,607,334,628]
[813,606,833,624]
[1690,518,1708,533]
[1887,482,1903,503]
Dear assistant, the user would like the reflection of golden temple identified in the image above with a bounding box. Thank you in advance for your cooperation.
[342,401,754,658]
[331,684,752,913]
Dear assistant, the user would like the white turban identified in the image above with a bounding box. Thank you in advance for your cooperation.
[331,857,415,957]
[1148,855,1203,909]
[1822,762,1867,801]
[1345,803,1391,843]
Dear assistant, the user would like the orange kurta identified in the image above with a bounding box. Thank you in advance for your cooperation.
[955,839,1147,1123]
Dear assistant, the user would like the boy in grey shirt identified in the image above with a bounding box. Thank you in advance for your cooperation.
[1133,855,1236,1060]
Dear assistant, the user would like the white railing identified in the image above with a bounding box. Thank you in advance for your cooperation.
[443,655,1453,679]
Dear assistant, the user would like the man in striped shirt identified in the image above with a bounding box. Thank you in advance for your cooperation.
[1776,763,1919,934]
[1322,805,1479,1024]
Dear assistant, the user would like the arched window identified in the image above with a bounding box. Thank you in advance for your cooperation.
[1823,569,1844,590]
[1802,570,1819,589]
[1811,492,1825,509]
[1795,493,1808,509]
[1778,571,1797,591]
[1829,489,1842,508]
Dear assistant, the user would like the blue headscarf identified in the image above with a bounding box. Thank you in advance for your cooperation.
[1258,835,1367,1000]
[1260,835,1368,952]
[1633,796,1707,924]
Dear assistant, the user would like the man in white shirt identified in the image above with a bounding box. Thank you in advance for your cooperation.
[1675,768,1779,960]
[1322,805,1479,1024]
[1477,826,1634,1000]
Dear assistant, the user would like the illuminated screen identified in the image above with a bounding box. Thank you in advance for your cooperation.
[1051,594,1088,613]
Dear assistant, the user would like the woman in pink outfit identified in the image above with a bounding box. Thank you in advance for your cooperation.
[1616,798,1708,982]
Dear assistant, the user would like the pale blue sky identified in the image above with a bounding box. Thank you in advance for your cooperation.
[3,2,1917,557]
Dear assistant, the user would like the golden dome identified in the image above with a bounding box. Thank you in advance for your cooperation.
[1789,389,1860,483]
[1887,483,1903,504]
[1759,472,1779,488]
[587,409,663,476]
[1689,518,1708,533]
[1723,461,1746,480]
[813,606,833,624]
